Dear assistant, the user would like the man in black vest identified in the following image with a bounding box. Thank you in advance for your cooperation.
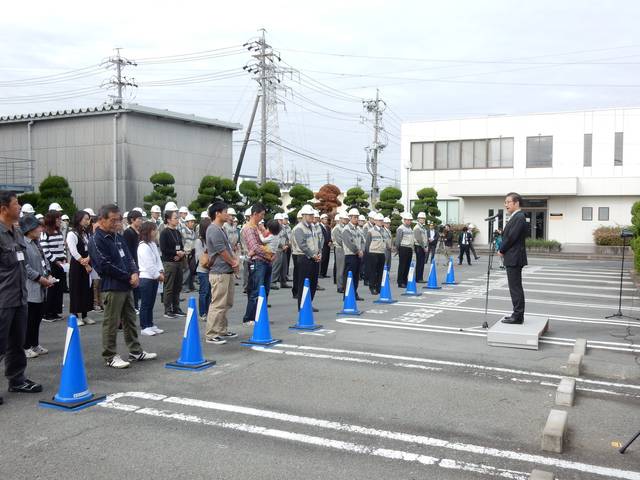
[498,192,528,324]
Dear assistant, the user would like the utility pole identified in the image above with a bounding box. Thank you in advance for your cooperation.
[364,88,386,207]
[103,48,137,105]
[259,30,267,185]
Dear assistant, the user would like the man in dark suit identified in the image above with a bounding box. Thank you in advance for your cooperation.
[425,222,439,264]
[498,192,528,324]
[458,226,473,265]
[319,214,332,278]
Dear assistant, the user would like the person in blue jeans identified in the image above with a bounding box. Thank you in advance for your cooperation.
[137,222,165,336]
[194,217,212,319]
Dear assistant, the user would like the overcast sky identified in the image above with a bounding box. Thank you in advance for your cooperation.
[2,0,639,192]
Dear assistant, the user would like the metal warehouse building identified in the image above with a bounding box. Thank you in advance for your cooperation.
[0,103,242,210]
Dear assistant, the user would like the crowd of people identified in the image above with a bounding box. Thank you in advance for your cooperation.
[0,190,484,405]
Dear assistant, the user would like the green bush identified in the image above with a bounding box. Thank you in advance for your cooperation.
[631,236,640,272]
[37,175,77,216]
[287,184,314,224]
[411,187,441,225]
[342,186,370,217]
[592,226,631,246]
[525,238,562,251]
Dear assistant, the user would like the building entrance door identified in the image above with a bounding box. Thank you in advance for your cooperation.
[522,210,546,240]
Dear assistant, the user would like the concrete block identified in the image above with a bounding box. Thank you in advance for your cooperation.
[566,353,582,376]
[529,469,555,480]
[555,377,576,407]
[573,338,587,356]
[541,409,568,453]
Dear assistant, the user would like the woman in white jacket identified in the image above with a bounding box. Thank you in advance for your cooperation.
[137,222,165,336]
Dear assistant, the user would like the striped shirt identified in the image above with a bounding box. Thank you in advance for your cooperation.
[40,231,66,263]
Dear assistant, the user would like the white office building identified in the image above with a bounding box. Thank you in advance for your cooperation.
[401,107,640,246]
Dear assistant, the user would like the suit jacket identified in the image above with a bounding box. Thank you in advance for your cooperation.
[320,224,331,249]
[426,229,439,246]
[499,210,528,268]
[457,231,472,247]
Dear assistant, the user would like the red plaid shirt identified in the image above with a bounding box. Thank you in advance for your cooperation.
[241,224,272,263]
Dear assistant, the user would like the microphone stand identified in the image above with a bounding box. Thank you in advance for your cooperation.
[482,217,499,328]
[605,235,639,321]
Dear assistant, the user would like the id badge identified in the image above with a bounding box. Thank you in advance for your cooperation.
[175,245,181,251]
[16,251,24,261]
[118,248,125,258]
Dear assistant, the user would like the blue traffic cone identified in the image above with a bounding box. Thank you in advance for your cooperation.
[402,261,421,296]
[241,285,282,346]
[166,297,215,371]
[337,271,362,315]
[425,259,442,289]
[374,265,397,304]
[290,278,323,330]
[39,315,105,411]
[443,256,457,285]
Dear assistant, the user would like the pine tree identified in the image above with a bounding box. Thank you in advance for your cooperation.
[287,184,314,224]
[342,186,370,216]
[375,186,404,233]
[188,176,241,215]
[37,175,77,216]
[143,172,177,212]
[411,187,441,225]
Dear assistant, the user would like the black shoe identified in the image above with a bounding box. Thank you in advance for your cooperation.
[416,280,426,284]
[320,275,330,279]
[9,379,42,393]
[398,284,406,289]
[0,395,3,404]
[312,307,319,313]
[501,316,524,324]
[316,286,325,291]
[164,311,177,318]
[355,295,364,301]
[281,283,291,289]
[268,304,272,308]
[174,309,187,317]
[337,289,344,294]
[271,285,280,290]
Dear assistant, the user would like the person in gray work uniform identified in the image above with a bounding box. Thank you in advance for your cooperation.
[291,205,320,311]
[413,212,427,283]
[342,208,365,301]
[365,213,387,295]
[0,191,43,403]
[382,216,393,268]
[395,212,415,288]
[331,213,348,293]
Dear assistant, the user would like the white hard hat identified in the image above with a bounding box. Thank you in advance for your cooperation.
[227,207,237,216]
[35,213,44,220]
[375,212,385,221]
[383,217,391,223]
[164,201,178,212]
[83,208,96,217]
[347,208,359,217]
[244,207,252,216]
[299,204,315,216]
[185,213,196,222]
[417,212,426,219]
[61,214,70,221]
[21,203,35,214]
[320,213,328,219]
[132,207,146,217]
[468,223,475,229]
[48,202,63,212]
[200,210,209,218]
[334,213,342,221]
[178,206,189,214]
[367,211,376,219]
[313,210,320,218]
[273,213,282,220]
[296,211,303,219]
[151,205,161,213]
[401,212,414,221]
[124,211,129,219]
[358,215,366,221]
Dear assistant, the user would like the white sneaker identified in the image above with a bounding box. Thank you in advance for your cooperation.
[107,355,130,369]
[32,345,48,355]
[76,318,85,326]
[128,351,158,362]
[25,348,39,359]
[84,318,96,325]
[141,327,157,336]
[151,326,164,334]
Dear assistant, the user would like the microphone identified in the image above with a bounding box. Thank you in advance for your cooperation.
[484,213,501,221]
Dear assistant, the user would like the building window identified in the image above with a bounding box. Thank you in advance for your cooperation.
[437,199,459,224]
[582,207,593,221]
[614,132,623,166]
[409,137,513,170]
[583,133,592,167]
[598,207,609,221]
[526,135,553,168]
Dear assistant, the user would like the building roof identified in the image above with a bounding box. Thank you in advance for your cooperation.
[0,103,242,130]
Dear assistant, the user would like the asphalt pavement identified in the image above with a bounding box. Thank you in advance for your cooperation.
[2,255,640,480]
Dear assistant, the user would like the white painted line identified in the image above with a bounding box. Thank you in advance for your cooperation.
[536,268,623,276]
[522,281,635,292]
[275,344,640,393]
[100,392,640,480]
[524,274,634,285]
[495,287,633,300]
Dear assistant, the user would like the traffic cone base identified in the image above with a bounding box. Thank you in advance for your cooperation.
[242,286,282,347]
[165,298,215,371]
[374,298,397,304]
[401,291,421,296]
[39,394,106,412]
[338,271,362,315]
[291,280,323,330]
[39,315,104,412]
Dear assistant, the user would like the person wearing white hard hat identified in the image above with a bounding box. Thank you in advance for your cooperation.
[331,212,349,293]
[291,204,321,311]
[395,212,415,288]
[318,213,332,279]
[35,213,44,224]
[224,208,240,255]
[272,213,291,289]
[150,205,162,227]
[413,212,428,283]
[20,203,35,218]
[181,213,198,292]
[341,208,365,300]
[48,202,63,212]
[364,213,387,295]
[382,216,393,268]
[426,220,440,265]
[60,214,70,241]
